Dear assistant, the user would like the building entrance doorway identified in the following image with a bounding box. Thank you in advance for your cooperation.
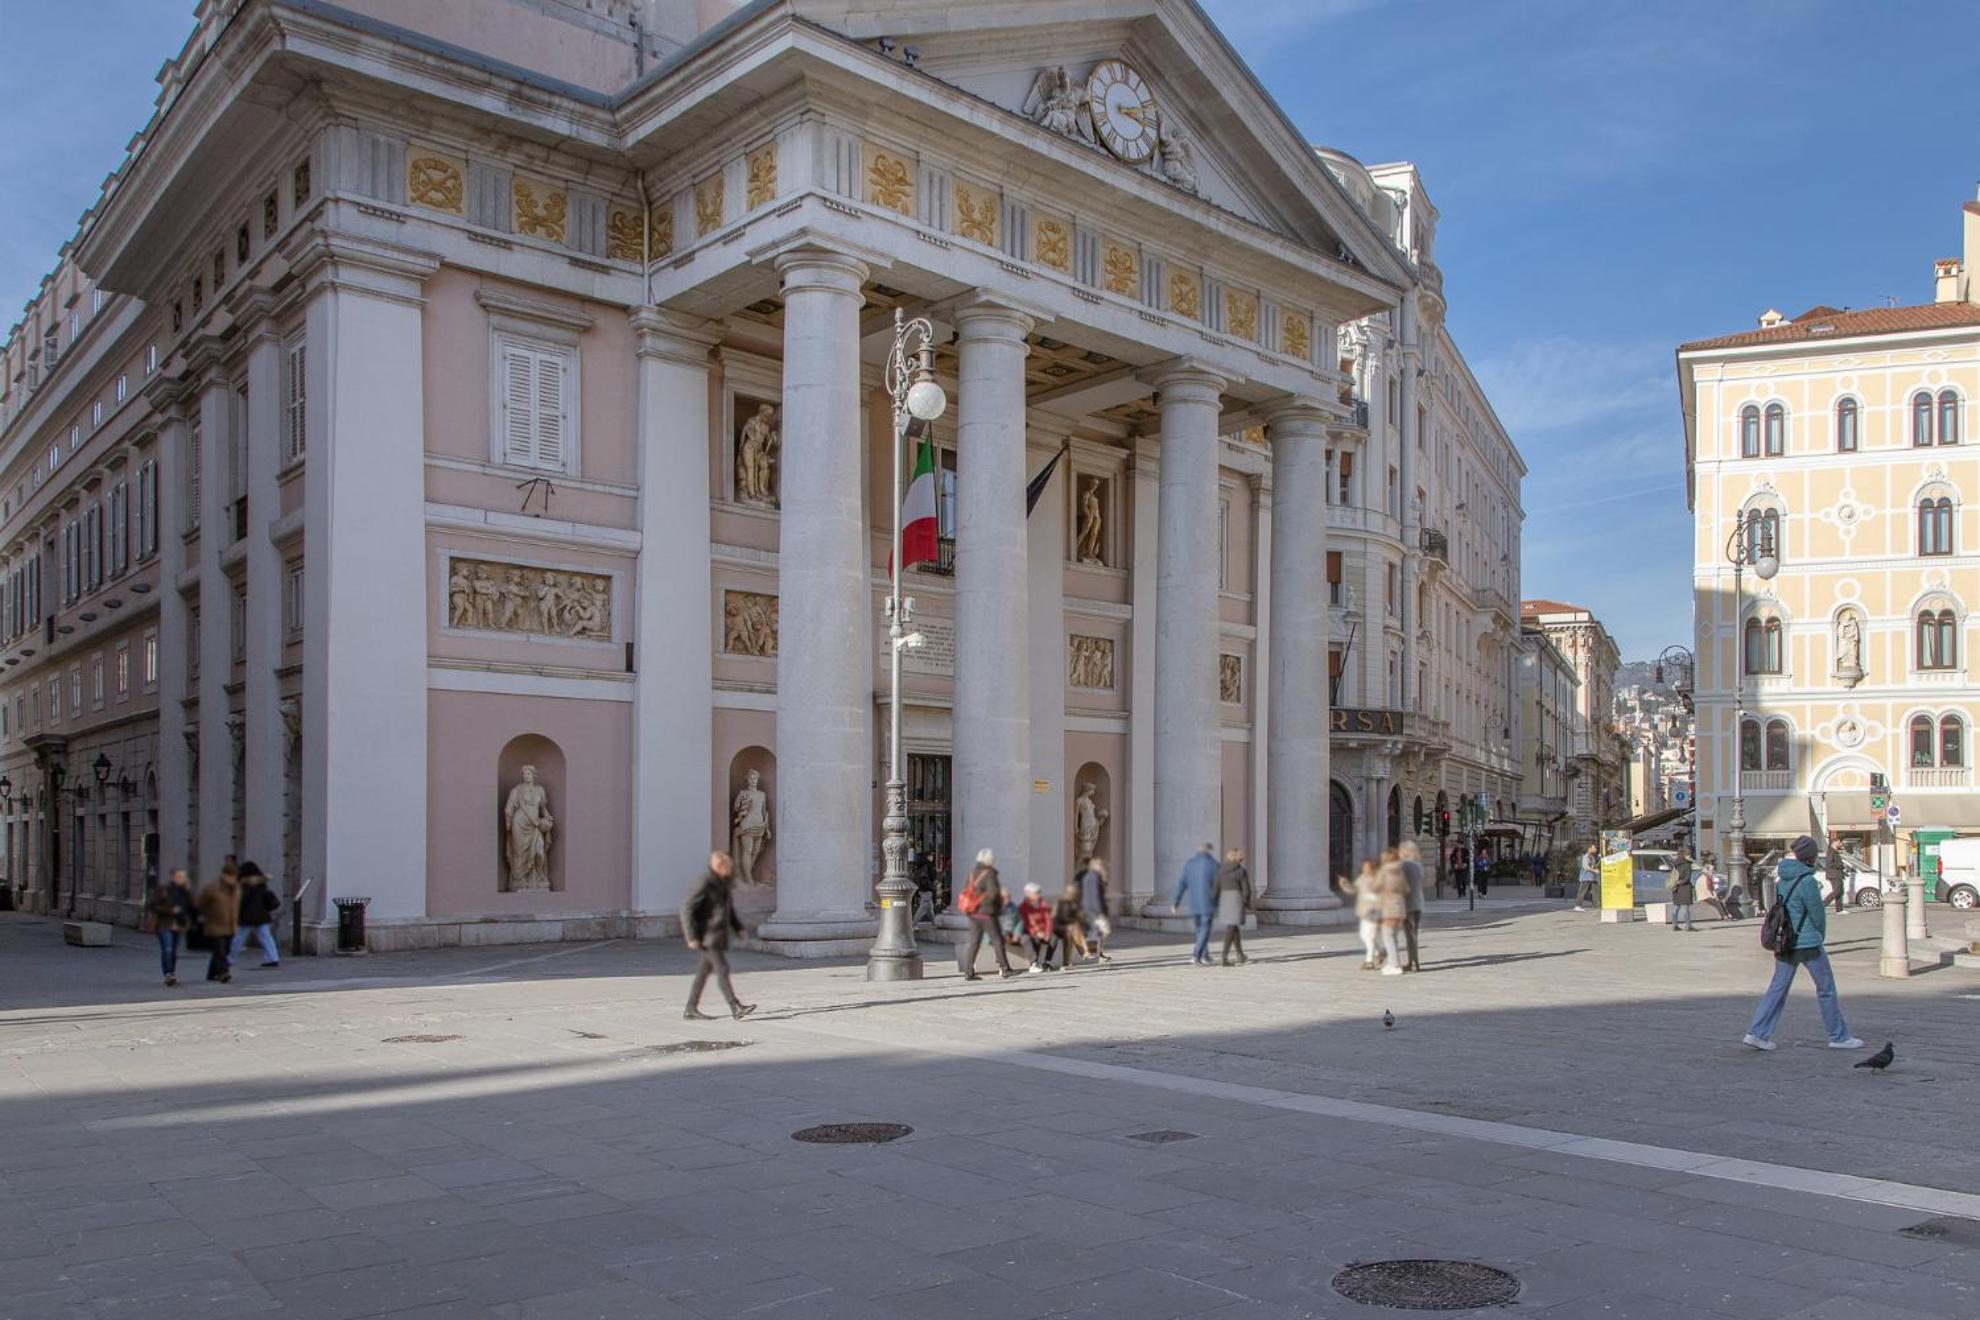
[1329,780,1355,883]
[906,754,952,909]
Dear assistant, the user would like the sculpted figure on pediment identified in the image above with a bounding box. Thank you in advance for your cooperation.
[1157,113,1201,195]
[1025,67,1096,145]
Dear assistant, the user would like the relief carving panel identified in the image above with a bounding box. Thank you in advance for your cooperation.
[1068,635,1115,690]
[723,591,779,657]
[447,557,612,641]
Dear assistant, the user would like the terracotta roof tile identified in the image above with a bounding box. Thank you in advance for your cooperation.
[1681,301,1980,351]
[1521,598,1588,617]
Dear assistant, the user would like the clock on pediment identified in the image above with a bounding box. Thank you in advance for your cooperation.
[1087,59,1157,164]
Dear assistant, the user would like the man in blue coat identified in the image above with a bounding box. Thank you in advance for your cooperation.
[1173,842,1220,966]
[1743,834,1863,1052]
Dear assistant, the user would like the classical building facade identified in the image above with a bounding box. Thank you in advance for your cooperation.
[1,0,1478,950]
[1512,624,1577,864]
[1318,157,1526,882]
[1677,191,1980,862]
[1519,600,1624,846]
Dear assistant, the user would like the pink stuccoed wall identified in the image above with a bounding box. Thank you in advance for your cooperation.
[427,690,633,918]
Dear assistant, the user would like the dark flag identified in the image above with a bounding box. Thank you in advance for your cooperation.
[1025,441,1069,516]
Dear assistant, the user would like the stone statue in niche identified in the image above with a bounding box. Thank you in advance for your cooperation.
[1157,113,1201,196]
[1835,611,1865,688]
[723,591,779,657]
[736,403,780,507]
[731,769,773,885]
[1219,654,1243,704]
[1024,66,1096,144]
[1075,478,1105,565]
[503,764,555,892]
[447,557,613,641]
[1074,781,1109,864]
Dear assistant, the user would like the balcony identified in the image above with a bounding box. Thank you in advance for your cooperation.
[1905,767,1971,789]
[1740,769,1792,792]
[1419,528,1448,564]
[916,536,956,578]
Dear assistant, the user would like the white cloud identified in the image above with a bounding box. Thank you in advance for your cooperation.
[1471,336,1672,439]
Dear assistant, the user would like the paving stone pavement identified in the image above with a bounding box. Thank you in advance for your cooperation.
[1,900,1976,1318]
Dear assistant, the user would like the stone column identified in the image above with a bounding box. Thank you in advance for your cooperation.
[1248,470,1271,896]
[230,293,286,875]
[1027,431,1066,894]
[192,354,232,875]
[1261,402,1340,919]
[951,296,1035,899]
[285,230,438,928]
[145,381,193,881]
[1126,438,1159,904]
[759,245,876,946]
[1398,295,1422,714]
[1145,362,1228,906]
[630,309,721,930]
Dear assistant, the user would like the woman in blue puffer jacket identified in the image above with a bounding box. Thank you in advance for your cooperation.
[1742,835,1864,1052]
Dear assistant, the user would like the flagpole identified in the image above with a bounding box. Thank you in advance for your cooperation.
[869,308,945,981]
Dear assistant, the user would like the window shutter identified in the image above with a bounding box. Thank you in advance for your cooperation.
[500,341,537,467]
[533,350,566,470]
[188,426,202,528]
[286,342,307,459]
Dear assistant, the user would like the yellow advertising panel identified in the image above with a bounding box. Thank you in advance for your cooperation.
[1600,828,1634,910]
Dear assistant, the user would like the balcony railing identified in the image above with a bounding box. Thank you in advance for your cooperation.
[916,536,956,578]
[1419,528,1448,563]
[1905,767,1971,789]
[1740,769,1792,792]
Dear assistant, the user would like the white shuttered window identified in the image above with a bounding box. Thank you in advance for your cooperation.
[493,334,576,474]
[284,338,307,461]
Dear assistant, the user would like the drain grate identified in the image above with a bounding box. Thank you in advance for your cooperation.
[382,1034,463,1044]
[1901,1217,1980,1248]
[1125,1130,1199,1145]
[791,1123,913,1145]
[1332,1260,1520,1311]
[650,1039,749,1056]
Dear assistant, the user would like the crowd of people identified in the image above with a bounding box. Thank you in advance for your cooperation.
[141,858,282,986]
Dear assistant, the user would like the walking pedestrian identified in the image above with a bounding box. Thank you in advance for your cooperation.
[1017,883,1056,972]
[1172,842,1219,966]
[144,869,195,987]
[1668,849,1697,932]
[1353,859,1384,969]
[1398,841,1425,971]
[1052,880,1087,969]
[1214,848,1253,967]
[1376,849,1410,976]
[1742,835,1863,1052]
[1698,856,1731,922]
[680,851,756,1021]
[956,849,1017,980]
[194,861,241,984]
[1574,844,1599,910]
[1078,857,1113,963]
[229,862,282,968]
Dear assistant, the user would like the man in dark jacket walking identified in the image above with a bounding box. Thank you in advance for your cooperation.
[229,862,282,968]
[957,849,1017,980]
[681,852,756,1021]
[1743,835,1862,1052]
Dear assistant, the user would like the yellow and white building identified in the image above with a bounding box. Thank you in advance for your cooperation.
[1678,193,1980,861]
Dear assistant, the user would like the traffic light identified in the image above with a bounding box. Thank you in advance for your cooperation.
[1870,772,1889,791]
[1438,807,1451,837]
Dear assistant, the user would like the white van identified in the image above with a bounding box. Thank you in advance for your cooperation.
[1933,837,1980,911]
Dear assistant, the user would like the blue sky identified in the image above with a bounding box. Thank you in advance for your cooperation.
[4,1,1977,660]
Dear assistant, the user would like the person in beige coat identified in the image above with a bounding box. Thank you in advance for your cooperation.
[1375,849,1410,977]
[194,862,241,984]
[1353,860,1384,969]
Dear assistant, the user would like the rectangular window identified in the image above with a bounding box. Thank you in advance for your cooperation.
[1385,562,1398,615]
[115,375,127,404]
[137,460,158,557]
[189,607,200,681]
[145,344,158,376]
[186,422,201,530]
[283,561,305,639]
[1387,465,1399,517]
[116,643,129,698]
[230,585,246,663]
[91,656,104,709]
[69,424,80,451]
[493,334,577,473]
[91,400,103,429]
[48,677,59,723]
[1326,550,1343,606]
[143,630,158,689]
[1337,450,1354,506]
[284,337,307,461]
[109,482,127,574]
[68,667,80,716]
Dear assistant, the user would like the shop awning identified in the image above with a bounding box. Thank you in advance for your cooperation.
[1822,790,1980,831]
[1616,804,1692,835]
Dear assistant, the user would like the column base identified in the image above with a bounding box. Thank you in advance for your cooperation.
[748,912,878,959]
[1254,893,1346,927]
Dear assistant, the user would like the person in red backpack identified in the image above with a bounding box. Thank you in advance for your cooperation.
[957,849,1016,981]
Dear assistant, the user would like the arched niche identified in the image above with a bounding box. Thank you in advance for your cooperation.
[497,735,566,893]
[727,746,777,889]
[1072,762,1112,867]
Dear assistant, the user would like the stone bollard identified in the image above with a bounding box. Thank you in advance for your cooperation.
[1906,872,1930,942]
[1879,883,1910,978]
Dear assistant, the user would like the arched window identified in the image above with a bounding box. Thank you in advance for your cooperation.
[1763,403,1785,456]
[1740,717,1762,771]
[1740,405,1760,458]
[1942,714,1966,767]
[1939,389,1961,445]
[1912,392,1934,447]
[1917,609,1958,671]
[1911,715,1936,767]
[1763,719,1790,771]
[1919,497,1955,556]
[1835,397,1858,453]
[1744,616,1782,674]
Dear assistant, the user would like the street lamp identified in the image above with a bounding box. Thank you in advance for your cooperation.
[1655,643,1696,859]
[868,307,946,983]
[1724,511,1779,910]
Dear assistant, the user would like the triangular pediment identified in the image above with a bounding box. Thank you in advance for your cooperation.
[789,0,1409,285]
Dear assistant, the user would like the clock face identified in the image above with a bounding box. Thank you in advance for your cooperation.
[1087,59,1157,164]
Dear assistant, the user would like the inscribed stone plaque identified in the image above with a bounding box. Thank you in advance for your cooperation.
[903,617,956,676]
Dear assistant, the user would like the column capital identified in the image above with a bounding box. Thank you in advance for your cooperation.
[758,233,883,295]
[1138,358,1228,402]
[946,289,1049,340]
[628,307,721,367]
[280,228,438,308]
[1262,396,1334,436]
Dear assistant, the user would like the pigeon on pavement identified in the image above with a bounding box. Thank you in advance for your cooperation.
[1382,1009,1395,1030]
[1854,1042,1895,1073]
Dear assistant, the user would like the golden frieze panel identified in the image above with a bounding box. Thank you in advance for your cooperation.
[513,179,568,242]
[408,154,465,215]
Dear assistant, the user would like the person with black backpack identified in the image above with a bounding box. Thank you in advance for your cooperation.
[1742,835,1863,1052]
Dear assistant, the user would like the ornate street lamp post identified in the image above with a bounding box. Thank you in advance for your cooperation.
[1724,512,1779,911]
[868,308,947,983]
[1654,644,1696,858]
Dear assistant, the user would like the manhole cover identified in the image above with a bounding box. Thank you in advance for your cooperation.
[1902,1217,1980,1248]
[791,1123,913,1145]
[1332,1260,1520,1311]
[649,1039,749,1056]
[382,1034,462,1044]
[1125,1130,1198,1144]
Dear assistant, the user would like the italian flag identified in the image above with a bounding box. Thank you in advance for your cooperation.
[896,435,939,574]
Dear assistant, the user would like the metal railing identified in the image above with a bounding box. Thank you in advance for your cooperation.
[1419,528,1448,563]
